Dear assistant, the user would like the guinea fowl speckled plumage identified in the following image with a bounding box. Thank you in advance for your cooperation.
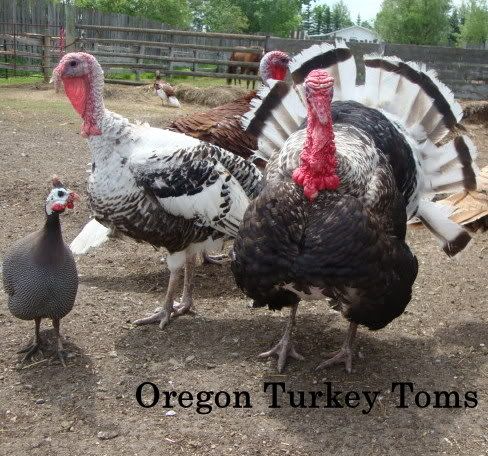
[167,51,291,170]
[52,52,262,330]
[232,44,479,373]
[2,177,79,366]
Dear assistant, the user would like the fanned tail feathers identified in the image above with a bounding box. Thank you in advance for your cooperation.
[241,80,306,161]
[70,219,112,254]
[362,55,463,143]
[416,199,472,257]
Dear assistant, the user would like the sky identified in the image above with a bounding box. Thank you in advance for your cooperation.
[317,0,464,22]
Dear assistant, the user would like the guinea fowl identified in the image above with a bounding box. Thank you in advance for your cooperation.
[2,177,79,366]
[154,71,181,108]
[167,50,291,169]
[232,44,479,373]
[52,52,262,329]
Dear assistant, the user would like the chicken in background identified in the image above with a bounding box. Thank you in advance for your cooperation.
[154,70,181,108]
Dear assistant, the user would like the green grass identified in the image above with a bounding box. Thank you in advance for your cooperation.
[0,74,45,86]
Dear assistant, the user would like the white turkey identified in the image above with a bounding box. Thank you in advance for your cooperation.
[231,43,479,373]
[52,52,262,329]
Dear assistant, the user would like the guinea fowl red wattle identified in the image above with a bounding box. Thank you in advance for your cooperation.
[292,70,340,201]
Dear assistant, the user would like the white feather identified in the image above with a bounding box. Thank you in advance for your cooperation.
[70,219,111,254]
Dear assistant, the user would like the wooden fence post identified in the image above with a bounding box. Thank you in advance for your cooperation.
[42,34,51,82]
[64,1,76,51]
[135,44,144,81]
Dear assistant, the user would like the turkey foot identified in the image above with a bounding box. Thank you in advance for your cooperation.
[258,335,304,373]
[316,322,357,373]
[172,300,195,316]
[133,308,171,330]
[53,318,68,367]
[202,251,229,265]
[258,303,303,373]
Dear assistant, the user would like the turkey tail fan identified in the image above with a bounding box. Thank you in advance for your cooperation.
[70,219,112,254]
[416,199,472,256]
[241,80,306,161]
[421,135,479,194]
[362,55,463,143]
[289,42,357,102]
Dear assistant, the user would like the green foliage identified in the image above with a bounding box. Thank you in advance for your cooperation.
[74,0,192,28]
[375,0,451,45]
[331,0,353,31]
[234,0,302,36]
[196,0,249,32]
[459,0,488,46]
[448,7,460,45]
[310,4,331,34]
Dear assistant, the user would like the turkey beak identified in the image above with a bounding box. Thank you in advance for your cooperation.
[310,96,330,125]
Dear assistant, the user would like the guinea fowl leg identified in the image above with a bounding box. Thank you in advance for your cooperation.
[316,322,358,373]
[133,266,183,329]
[173,254,196,316]
[258,303,304,373]
[18,317,43,363]
[53,318,67,367]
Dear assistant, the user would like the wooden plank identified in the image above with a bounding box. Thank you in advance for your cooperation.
[80,37,263,53]
[91,49,260,68]
[0,63,42,71]
[0,50,42,59]
[75,23,266,41]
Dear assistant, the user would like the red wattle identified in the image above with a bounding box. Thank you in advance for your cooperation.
[51,203,65,212]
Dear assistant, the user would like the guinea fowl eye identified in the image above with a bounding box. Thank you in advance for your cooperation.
[57,190,65,197]
[69,60,77,67]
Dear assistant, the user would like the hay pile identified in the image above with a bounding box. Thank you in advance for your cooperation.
[174,84,250,107]
[462,100,488,124]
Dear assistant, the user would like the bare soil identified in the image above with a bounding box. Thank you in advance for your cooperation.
[0,84,487,456]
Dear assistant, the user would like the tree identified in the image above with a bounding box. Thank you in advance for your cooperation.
[302,0,314,34]
[200,0,249,32]
[74,0,192,28]
[357,13,361,26]
[459,0,488,46]
[331,0,353,31]
[323,5,332,32]
[310,4,330,34]
[234,0,302,37]
[448,7,461,45]
[375,0,451,45]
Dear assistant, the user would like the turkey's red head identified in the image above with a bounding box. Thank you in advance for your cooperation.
[292,69,339,201]
[304,69,334,125]
[260,50,290,83]
[45,175,80,215]
[52,52,104,137]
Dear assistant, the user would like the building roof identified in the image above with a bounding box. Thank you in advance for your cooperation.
[311,25,379,38]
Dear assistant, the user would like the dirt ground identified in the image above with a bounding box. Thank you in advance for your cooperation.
[0,83,487,456]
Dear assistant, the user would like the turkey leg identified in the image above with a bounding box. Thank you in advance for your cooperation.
[133,265,183,329]
[258,303,304,373]
[18,317,43,364]
[173,254,196,316]
[316,322,357,373]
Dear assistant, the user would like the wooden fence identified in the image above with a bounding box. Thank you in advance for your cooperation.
[1,0,487,99]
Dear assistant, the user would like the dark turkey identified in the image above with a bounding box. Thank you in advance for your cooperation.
[2,177,79,366]
[233,43,478,373]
